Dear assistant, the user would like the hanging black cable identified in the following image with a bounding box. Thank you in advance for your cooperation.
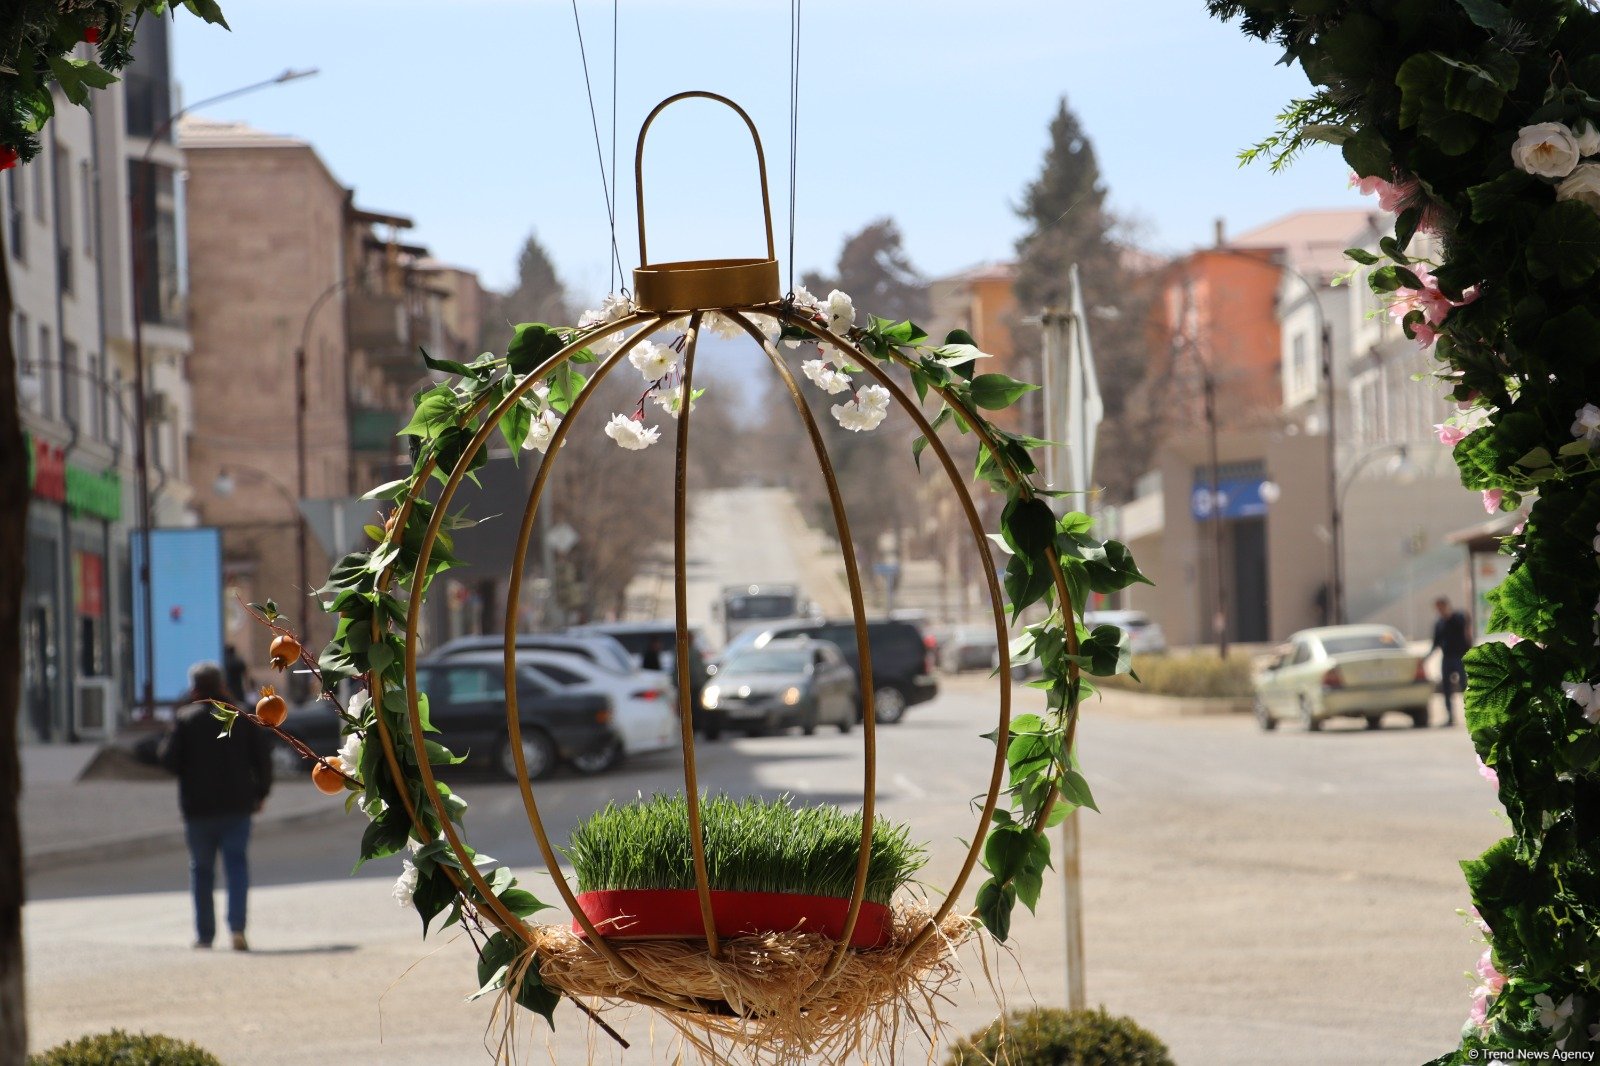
[787,0,802,296]
[570,0,625,291]
[611,0,619,293]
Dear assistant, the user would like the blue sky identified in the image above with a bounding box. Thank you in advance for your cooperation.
[172,1,1367,303]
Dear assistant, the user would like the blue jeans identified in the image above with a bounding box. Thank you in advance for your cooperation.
[185,814,252,943]
[1440,656,1466,723]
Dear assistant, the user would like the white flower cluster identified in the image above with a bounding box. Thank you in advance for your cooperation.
[1573,403,1600,447]
[801,358,853,394]
[832,385,891,432]
[783,287,855,354]
[577,293,636,355]
[700,311,746,340]
[653,384,698,419]
[604,413,660,450]
[393,859,419,908]
[1561,680,1600,724]
[518,383,562,455]
[1512,121,1600,213]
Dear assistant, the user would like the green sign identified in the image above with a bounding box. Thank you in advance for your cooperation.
[66,465,122,522]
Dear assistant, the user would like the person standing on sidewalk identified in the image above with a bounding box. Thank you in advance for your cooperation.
[1430,598,1473,728]
[159,661,273,950]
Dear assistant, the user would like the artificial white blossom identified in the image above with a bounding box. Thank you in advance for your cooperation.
[337,732,362,773]
[522,407,561,453]
[825,289,855,336]
[393,860,419,909]
[577,293,636,354]
[1578,120,1600,156]
[628,340,677,382]
[1572,403,1600,444]
[831,386,891,433]
[348,689,371,721]
[701,311,745,339]
[519,382,552,412]
[782,287,824,348]
[1558,163,1600,214]
[1563,681,1600,723]
[1534,992,1575,1033]
[1512,122,1582,178]
[652,384,698,419]
[801,358,853,394]
[604,413,661,450]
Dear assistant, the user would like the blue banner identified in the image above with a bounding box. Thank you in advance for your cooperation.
[131,528,224,705]
[1191,475,1271,521]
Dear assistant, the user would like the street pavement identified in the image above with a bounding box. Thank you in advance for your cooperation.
[23,676,1499,1064]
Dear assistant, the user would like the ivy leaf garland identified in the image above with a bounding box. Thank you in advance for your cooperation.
[1212,0,1600,1058]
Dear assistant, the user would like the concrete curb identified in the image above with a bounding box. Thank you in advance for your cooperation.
[23,800,347,876]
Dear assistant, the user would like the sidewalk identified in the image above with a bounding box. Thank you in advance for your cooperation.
[20,740,340,875]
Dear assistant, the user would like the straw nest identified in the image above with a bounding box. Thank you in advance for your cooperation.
[523,901,976,1063]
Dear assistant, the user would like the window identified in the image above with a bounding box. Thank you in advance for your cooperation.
[37,325,52,419]
[61,343,79,427]
[13,313,31,411]
[5,168,23,263]
[109,367,124,448]
[32,156,45,221]
[535,663,587,686]
[123,18,172,140]
[1290,642,1312,666]
[444,667,505,703]
[52,145,72,294]
[128,161,180,325]
[79,160,94,256]
[88,351,106,440]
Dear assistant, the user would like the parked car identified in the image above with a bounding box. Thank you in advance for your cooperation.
[1083,609,1167,655]
[272,655,619,781]
[720,617,937,724]
[512,650,677,766]
[701,638,857,738]
[1253,624,1432,731]
[939,625,1000,673]
[425,632,636,676]
[565,620,713,714]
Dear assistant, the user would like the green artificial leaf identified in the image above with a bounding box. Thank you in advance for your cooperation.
[360,477,411,502]
[367,641,396,678]
[182,0,232,27]
[1467,171,1539,224]
[506,323,566,375]
[969,373,1040,410]
[413,866,455,935]
[1341,127,1392,179]
[1082,539,1153,593]
[1001,495,1057,563]
[1442,60,1508,121]
[472,931,519,999]
[498,396,532,455]
[1462,640,1527,738]
[1004,552,1054,623]
[1527,201,1600,289]
[355,809,411,870]
[1345,247,1381,266]
[399,385,460,440]
[497,887,551,919]
[420,346,475,377]
[1079,623,1132,677]
[975,878,1016,942]
[1455,0,1511,32]
[546,363,586,415]
[1058,768,1099,813]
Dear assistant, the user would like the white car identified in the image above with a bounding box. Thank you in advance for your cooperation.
[1253,624,1432,731]
[513,651,678,765]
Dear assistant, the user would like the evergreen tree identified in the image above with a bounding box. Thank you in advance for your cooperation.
[479,234,571,351]
[803,218,928,323]
[1013,98,1158,503]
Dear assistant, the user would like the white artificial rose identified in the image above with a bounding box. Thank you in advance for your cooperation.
[628,340,677,382]
[603,413,661,450]
[1578,120,1600,156]
[856,384,891,415]
[1512,122,1581,178]
[831,397,887,432]
[801,358,852,395]
[1558,162,1600,214]
[826,289,855,336]
[522,408,561,453]
[393,860,419,908]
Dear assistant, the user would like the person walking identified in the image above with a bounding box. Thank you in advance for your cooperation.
[1430,597,1472,728]
[160,661,273,950]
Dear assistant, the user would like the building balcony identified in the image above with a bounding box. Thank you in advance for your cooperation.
[349,404,404,455]
[348,291,408,353]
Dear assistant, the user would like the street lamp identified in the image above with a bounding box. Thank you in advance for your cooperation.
[129,66,318,719]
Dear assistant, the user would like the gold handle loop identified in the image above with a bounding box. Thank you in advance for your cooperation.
[634,91,777,268]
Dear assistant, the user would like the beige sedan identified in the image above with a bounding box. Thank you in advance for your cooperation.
[1253,624,1433,732]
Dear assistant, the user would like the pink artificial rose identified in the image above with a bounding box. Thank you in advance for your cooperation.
[1468,987,1492,1033]
[1476,753,1500,789]
[1436,423,1470,446]
[1457,389,1481,410]
[1476,948,1506,993]
[1413,320,1440,347]
[1483,489,1505,513]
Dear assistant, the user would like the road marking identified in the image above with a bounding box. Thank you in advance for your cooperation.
[893,773,928,800]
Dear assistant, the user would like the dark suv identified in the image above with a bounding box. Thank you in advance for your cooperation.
[719,618,937,723]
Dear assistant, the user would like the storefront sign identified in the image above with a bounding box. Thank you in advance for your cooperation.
[1191,474,1272,522]
[24,433,124,522]
[74,550,104,618]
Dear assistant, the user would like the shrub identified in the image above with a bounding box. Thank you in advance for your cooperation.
[30,1030,224,1066]
[1098,651,1255,698]
[946,1007,1174,1066]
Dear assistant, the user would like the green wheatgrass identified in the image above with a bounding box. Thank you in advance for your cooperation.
[564,793,926,906]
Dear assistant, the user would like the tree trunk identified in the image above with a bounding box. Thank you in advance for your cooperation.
[0,241,30,1061]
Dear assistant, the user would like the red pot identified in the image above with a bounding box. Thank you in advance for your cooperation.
[573,888,893,949]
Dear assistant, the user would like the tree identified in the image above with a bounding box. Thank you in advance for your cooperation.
[479,235,572,351]
[1,8,227,1062]
[1012,98,1158,503]
[802,218,928,324]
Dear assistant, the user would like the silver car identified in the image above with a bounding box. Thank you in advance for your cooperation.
[701,638,857,738]
[1253,624,1432,731]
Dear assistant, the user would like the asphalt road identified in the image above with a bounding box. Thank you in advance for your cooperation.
[25,676,1500,1065]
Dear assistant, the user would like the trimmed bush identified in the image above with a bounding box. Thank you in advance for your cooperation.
[946,1007,1174,1066]
[1098,651,1255,698]
[29,1029,224,1066]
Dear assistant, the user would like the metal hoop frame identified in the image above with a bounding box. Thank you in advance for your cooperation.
[366,302,1077,1015]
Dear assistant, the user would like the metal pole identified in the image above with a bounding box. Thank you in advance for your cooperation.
[1204,371,1228,659]
[1322,323,1342,624]
[294,343,311,678]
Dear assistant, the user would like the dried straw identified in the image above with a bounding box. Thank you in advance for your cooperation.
[520,901,975,1065]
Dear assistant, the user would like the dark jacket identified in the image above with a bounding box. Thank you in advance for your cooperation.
[1431,611,1472,659]
[160,701,273,819]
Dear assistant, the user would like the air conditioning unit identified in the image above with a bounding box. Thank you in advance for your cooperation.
[74,677,120,740]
